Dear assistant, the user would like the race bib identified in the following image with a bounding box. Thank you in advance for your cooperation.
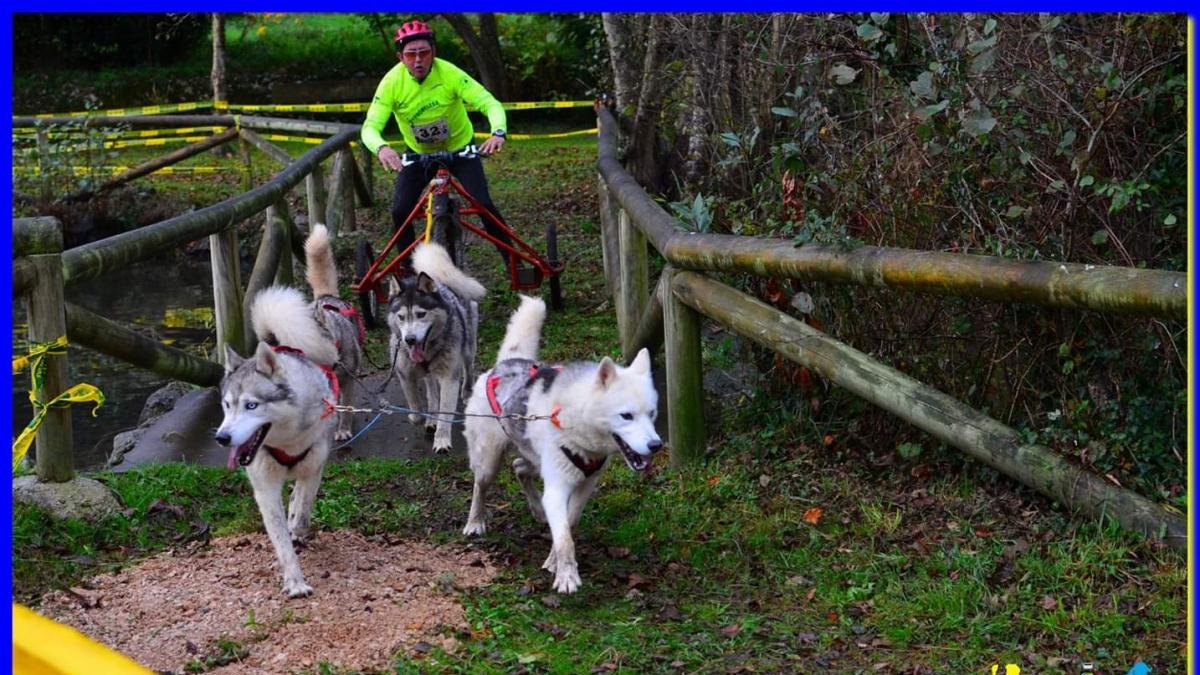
[411,117,450,145]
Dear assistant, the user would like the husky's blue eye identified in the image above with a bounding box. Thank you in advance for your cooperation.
[620,412,633,420]
[245,401,258,410]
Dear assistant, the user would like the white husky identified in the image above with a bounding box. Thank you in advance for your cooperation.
[462,296,663,593]
[213,225,358,598]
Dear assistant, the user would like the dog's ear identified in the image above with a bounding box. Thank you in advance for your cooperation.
[223,344,245,373]
[596,356,617,388]
[386,275,401,299]
[416,271,438,294]
[629,348,651,375]
[254,342,280,376]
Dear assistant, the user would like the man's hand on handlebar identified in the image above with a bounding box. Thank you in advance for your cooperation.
[378,146,404,172]
[478,134,506,157]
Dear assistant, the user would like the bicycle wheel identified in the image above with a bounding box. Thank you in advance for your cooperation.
[431,195,466,269]
[355,239,380,329]
[546,223,564,311]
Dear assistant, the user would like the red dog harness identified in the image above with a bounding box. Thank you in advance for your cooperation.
[485,364,605,476]
[486,364,563,429]
[323,304,366,348]
[265,345,341,467]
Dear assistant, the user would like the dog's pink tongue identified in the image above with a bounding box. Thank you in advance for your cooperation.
[410,345,426,362]
[226,446,239,471]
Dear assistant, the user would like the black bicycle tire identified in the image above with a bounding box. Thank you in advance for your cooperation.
[355,239,379,329]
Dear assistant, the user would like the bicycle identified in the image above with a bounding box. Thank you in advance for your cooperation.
[352,144,565,328]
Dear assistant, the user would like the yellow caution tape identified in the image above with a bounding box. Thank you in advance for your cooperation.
[473,128,598,141]
[225,102,367,113]
[14,135,219,154]
[12,165,242,176]
[21,98,594,119]
[31,100,212,119]
[13,603,154,674]
[12,336,105,471]
[504,100,593,110]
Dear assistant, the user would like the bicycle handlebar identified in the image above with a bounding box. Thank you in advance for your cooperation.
[400,144,482,169]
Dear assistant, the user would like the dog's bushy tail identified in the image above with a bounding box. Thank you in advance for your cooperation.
[304,224,340,299]
[413,242,487,301]
[496,295,546,365]
[251,286,339,366]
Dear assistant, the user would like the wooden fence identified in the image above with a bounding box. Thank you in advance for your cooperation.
[12,114,370,483]
[594,105,1187,551]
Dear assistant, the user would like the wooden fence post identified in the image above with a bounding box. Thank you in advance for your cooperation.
[211,226,246,359]
[307,162,326,231]
[359,141,374,202]
[273,201,296,287]
[36,127,52,202]
[324,151,346,237]
[324,147,357,234]
[240,136,254,192]
[597,174,620,296]
[617,207,648,353]
[342,148,359,231]
[21,220,74,481]
[243,204,290,348]
[662,267,705,467]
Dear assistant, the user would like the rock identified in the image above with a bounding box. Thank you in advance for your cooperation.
[12,475,121,522]
[138,381,195,426]
[110,388,228,471]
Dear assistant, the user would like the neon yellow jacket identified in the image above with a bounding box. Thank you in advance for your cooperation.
[361,58,506,155]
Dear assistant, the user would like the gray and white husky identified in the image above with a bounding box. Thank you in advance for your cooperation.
[213,224,360,598]
[461,296,663,594]
[385,242,486,453]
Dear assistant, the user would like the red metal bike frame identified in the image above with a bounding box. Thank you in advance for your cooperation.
[352,166,564,297]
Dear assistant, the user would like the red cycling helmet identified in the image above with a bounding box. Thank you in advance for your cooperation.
[394,20,435,50]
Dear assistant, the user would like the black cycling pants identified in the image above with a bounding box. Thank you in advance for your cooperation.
[389,154,513,270]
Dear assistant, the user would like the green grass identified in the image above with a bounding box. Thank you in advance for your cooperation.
[12,128,1188,673]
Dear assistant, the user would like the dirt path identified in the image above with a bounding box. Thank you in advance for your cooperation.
[39,530,496,673]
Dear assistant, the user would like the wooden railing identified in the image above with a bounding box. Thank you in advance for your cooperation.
[594,105,1186,550]
[12,114,371,482]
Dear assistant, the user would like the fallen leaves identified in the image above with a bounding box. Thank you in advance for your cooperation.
[803,507,824,525]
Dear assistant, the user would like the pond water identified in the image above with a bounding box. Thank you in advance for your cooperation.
[12,255,220,471]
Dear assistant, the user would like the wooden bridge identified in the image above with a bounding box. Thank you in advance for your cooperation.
[12,106,1186,550]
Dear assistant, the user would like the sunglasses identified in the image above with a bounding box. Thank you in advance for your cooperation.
[401,48,432,62]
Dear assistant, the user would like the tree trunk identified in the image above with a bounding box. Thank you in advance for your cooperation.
[601,13,639,114]
[630,13,670,191]
[368,13,396,57]
[440,13,509,100]
[211,14,227,107]
[682,14,708,186]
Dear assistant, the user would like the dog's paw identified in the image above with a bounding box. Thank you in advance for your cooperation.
[283,577,313,598]
[462,519,487,536]
[541,549,558,571]
[552,565,581,594]
[335,427,352,442]
[433,439,452,454]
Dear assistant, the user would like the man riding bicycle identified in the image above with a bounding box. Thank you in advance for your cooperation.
[361,19,513,269]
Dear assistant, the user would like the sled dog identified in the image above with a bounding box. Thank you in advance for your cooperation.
[385,242,486,453]
[462,295,663,593]
[213,224,361,597]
